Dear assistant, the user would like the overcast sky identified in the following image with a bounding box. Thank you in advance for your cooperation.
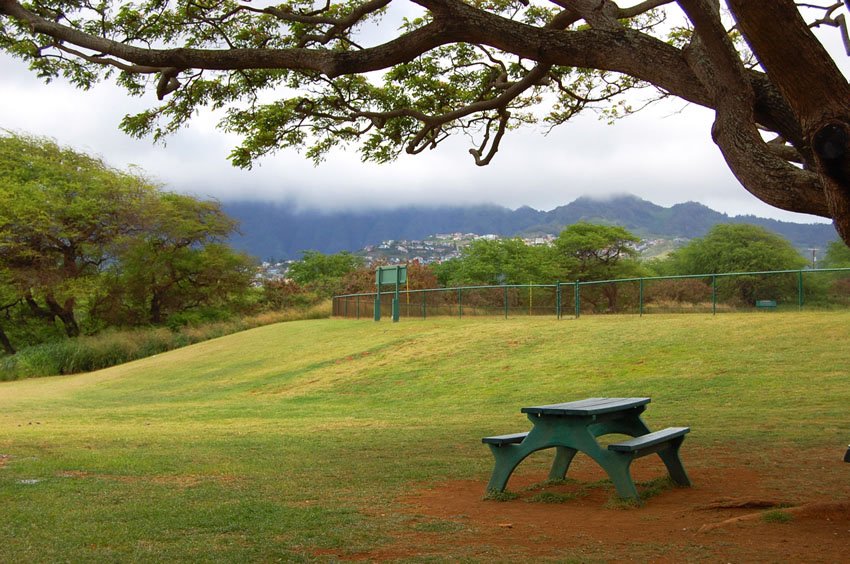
[0,5,846,224]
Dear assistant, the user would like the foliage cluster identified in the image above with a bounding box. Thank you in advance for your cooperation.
[0,132,285,362]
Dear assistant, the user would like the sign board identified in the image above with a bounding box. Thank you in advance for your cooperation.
[375,265,407,322]
[376,265,407,285]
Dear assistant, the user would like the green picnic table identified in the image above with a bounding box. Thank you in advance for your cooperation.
[482,397,691,501]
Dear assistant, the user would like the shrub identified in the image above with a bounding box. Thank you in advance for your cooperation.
[0,302,331,380]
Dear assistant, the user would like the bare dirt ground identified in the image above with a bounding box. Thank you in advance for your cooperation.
[361,446,850,562]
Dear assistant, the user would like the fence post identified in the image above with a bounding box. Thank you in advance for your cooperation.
[374,269,382,321]
[392,279,400,323]
[504,286,508,319]
[556,281,562,319]
[574,281,581,318]
[422,291,426,320]
[712,276,717,315]
[356,296,360,320]
[798,269,804,310]
[639,278,644,317]
[458,288,463,318]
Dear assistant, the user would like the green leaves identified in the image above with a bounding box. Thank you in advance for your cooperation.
[0,132,252,348]
[0,0,674,169]
[670,224,807,276]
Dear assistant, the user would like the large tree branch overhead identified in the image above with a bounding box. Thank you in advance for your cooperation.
[2,0,850,241]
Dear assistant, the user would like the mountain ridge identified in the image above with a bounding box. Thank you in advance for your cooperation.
[223,195,838,260]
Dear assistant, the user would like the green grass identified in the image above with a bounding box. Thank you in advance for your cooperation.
[762,509,794,524]
[0,302,331,380]
[1,313,849,560]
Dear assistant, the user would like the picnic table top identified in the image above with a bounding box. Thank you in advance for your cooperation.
[520,397,650,416]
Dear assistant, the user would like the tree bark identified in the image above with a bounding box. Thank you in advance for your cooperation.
[45,294,80,338]
[728,0,850,240]
[0,324,15,355]
[150,291,163,325]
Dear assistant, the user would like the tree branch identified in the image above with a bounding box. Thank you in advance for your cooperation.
[678,0,828,216]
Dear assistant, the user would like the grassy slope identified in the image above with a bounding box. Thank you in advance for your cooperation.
[1,313,848,561]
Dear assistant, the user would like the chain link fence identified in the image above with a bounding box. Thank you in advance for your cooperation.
[332,268,850,319]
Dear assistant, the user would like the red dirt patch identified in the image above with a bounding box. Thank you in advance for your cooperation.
[361,447,850,561]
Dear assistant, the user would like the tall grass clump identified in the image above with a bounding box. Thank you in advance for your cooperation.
[0,301,331,380]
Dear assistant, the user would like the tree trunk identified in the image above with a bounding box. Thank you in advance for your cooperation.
[728,0,850,241]
[604,283,619,313]
[24,292,55,321]
[45,294,80,338]
[150,291,163,324]
[0,324,15,355]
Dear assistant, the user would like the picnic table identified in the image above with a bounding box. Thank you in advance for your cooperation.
[482,397,691,501]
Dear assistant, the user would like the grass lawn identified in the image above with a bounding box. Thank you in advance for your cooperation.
[1,313,849,561]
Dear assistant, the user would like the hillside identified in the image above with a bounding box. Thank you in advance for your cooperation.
[223,195,838,260]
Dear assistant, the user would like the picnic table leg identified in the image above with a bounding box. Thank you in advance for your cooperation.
[484,443,537,492]
[657,437,691,486]
[602,459,641,500]
[535,421,643,501]
[548,446,578,481]
[485,430,564,492]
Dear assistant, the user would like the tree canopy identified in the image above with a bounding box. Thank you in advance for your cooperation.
[433,238,558,286]
[3,2,850,242]
[668,224,809,275]
[0,132,254,352]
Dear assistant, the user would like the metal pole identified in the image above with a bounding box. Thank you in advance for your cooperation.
[458,288,463,318]
[575,281,581,318]
[422,290,426,319]
[393,276,400,322]
[356,296,360,320]
[529,283,532,316]
[798,269,804,310]
[556,281,562,319]
[374,269,382,321]
[639,278,644,317]
[504,286,508,319]
[712,276,717,315]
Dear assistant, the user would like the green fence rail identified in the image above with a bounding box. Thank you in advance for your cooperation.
[331,267,850,320]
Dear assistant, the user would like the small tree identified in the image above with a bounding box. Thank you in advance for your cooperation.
[100,194,254,325]
[287,251,364,298]
[554,222,647,312]
[433,238,557,286]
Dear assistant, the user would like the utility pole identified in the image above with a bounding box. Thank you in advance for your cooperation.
[807,248,818,269]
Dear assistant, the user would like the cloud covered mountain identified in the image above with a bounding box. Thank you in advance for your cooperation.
[223,195,838,260]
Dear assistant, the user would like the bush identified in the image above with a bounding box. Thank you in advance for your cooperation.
[645,278,712,305]
[0,302,331,381]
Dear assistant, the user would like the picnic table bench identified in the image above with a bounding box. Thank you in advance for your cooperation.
[482,397,690,501]
[755,299,777,309]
